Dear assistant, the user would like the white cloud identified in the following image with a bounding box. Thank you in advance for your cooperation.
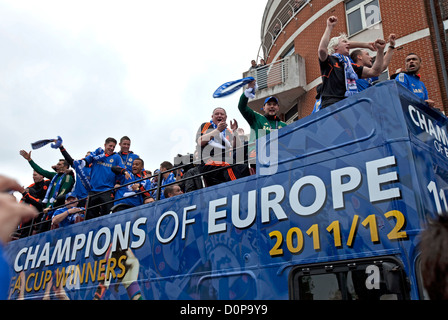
[0,0,267,187]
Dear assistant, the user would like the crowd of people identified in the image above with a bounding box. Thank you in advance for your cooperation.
[15,136,185,236]
[0,14,445,300]
[314,16,434,111]
[13,15,437,239]
[250,16,435,114]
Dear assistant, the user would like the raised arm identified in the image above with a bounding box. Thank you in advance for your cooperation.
[238,82,258,125]
[318,16,338,62]
[381,34,396,71]
[361,39,386,78]
[58,145,74,166]
[348,40,376,52]
[19,150,56,180]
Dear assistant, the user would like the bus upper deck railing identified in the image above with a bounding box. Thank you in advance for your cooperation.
[13,141,255,239]
[7,81,448,300]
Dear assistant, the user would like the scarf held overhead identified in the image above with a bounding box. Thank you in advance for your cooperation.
[31,139,55,150]
[31,136,62,150]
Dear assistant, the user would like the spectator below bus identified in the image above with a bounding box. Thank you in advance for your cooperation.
[82,137,124,220]
[350,33,397,92]
[51,193,85,228]
[317,16,386,109]
[163,183,184,199]
[117,136,140,172]
[420,214,448,299]
[196,108,250,187]
[395,53,435,108]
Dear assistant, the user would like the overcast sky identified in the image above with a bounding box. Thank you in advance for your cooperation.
[0,0,267,188]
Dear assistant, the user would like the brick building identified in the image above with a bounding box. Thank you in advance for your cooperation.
[244,0,448,123]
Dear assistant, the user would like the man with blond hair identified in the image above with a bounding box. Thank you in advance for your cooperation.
[317,16,387,109]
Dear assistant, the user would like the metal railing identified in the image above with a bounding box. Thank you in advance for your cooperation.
[261,0,310,60]
[13,142,255,240]
[248,57,289,90]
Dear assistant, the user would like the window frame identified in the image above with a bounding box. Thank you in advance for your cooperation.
[285,104,299,124]
[345,0,382,36]
[288,256,411,300]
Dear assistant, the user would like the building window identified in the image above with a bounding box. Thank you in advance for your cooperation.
[285,104,298,123]
[282,45,295,59]
[345,0,382,36]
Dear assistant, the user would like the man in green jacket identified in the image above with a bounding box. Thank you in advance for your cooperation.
[19,150,74,232]
[238,80,287,166]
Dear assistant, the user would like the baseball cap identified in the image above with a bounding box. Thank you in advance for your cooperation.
[65,192,77,199]
[264,96,279,105]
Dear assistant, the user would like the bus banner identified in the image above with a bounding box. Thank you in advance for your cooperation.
[5,81,447,300]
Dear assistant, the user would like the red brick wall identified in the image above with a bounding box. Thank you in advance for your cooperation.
[382,0,444,110]
[266,0,347,83]
[264,0,446,118]
[381,0,429,37]
[266,1,347,117]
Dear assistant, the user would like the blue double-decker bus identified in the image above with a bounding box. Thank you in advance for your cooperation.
[5,81,447,300]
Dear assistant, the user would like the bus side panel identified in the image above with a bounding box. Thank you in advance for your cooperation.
[256,142,420,266]
[6,82,448,300]
[403,103,448,299]
[6,174,282,300]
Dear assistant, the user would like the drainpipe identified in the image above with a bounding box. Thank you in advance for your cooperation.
[429,0,448,109]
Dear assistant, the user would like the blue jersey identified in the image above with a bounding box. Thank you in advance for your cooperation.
[72,166,91,199]
[84,153,123,192]
[395,72,428,100]
[157,172,176,200]
[52,207,85,227]
[118,152,139,172]
[114,172,149,207]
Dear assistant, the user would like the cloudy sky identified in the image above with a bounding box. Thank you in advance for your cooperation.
[0,0,267,188]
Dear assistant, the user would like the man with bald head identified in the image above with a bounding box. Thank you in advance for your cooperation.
[196,107,249,186]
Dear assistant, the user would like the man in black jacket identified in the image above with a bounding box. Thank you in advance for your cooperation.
[17,171,50,237]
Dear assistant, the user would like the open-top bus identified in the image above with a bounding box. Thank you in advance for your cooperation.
[5,81,447,300]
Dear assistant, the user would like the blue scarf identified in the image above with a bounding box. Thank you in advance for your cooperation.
[332,53,359,97]
[31,138,54,150]
[209,120,231,149]
[73,160,92,192]
[42,173,67,205]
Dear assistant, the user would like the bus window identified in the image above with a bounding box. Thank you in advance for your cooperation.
[290,257,410,300]
[299,274,344,300]
[197,272,257,299]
